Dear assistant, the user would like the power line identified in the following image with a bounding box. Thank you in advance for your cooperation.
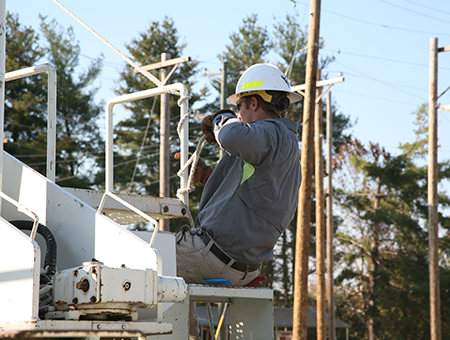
[319,4,450,37]
[401,0,450,16]
[438,84,450,99]
[332,88,420,106]
[327,70,426,92]
[334,61,424,101]
[323,48,450,72]
[80,53,122,68]
[379,0,450,24]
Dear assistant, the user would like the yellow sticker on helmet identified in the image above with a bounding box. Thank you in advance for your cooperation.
[242,81,263,90]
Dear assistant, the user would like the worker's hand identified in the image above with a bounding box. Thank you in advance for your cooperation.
[194,157,213,185]
[201,109,236,144]
[201,115,216,144]
[211,109,237,119]
[174,152,213,185]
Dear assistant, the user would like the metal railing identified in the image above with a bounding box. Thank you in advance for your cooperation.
[5,64,57,182]
[105,83,190,202]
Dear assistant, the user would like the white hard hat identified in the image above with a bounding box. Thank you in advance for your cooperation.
[227,63,303,106]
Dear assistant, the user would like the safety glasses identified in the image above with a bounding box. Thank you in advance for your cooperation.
[236,98,246,111]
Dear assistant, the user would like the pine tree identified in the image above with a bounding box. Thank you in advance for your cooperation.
[213,14,272,111]
[4,12,47,173]
[5,13,104,189]
[333,137,450,339]
[39,15,104,189]
[110,17,208,231]
[270,13,352,306]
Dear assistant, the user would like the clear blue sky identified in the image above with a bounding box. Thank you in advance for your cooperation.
[7,0,450,161]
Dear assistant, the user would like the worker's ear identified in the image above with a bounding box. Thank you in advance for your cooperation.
[250,96,259,110]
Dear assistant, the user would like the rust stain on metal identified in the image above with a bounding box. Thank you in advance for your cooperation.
[76,278,90,293]
[123,280,131,291]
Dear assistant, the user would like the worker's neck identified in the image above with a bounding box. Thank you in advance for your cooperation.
[252,109,276,122]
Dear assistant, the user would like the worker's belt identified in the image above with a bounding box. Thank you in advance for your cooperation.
[199,231,261,273]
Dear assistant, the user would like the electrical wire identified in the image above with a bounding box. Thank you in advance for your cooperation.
[438,84,450,100]
[327,70,425,92]
[379,0,450,24]
[333,61,424,101]
[318,3,450,37]
[401,0,450,15]
[331,88,420,106]
[129,97,158,190]
[52,0,166,91]
[322,48,450,71]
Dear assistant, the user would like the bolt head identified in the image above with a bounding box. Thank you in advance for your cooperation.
[123,280,132,291]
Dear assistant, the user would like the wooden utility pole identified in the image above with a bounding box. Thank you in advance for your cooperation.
[315,71,326,340]
[293,0,321,338]
[326,91,336,340]
[428,38,450,340]
[368,181,382,340]
[220,59,228,109]
[218,59,228,161]
[135,56,191,73]
[138,55,191,231]
[216,63,228,334]
[428,37,441,340]
[159,52,171,231]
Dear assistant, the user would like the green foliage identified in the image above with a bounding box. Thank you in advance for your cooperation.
[110,16,213,231]
[5,13,104,189]
[399,103,429,158]
[39,15,104,188]
[272,13,351,152]
[4,13,47,173]
[334,137,450,339]
[220,12,351,306]
[112,17,196,194]
[215,14,272,111]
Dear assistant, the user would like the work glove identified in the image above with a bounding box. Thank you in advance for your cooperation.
[245,275,267,287]
[174,152,213,185]
[201,109,236,144]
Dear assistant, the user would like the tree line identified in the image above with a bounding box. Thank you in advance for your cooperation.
[6,10,450,339]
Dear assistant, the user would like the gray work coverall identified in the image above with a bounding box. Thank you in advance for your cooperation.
[176,111,301,286]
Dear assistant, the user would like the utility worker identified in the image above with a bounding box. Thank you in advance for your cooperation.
[176,63,302,338]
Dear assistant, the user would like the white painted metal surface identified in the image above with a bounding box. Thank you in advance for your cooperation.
[0,191,39,241]
[2,152,162,271]
[0,319,172,336]
[133,231,177,277]
[189,284,273,301]
[0,217,40,322]
[98,191,160,247]
[160,285,274,340]
[290,75,345,92]
[51,263,186,321]
[64,188,187,222]
[2,153,49,227]
[0,1,276,335]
